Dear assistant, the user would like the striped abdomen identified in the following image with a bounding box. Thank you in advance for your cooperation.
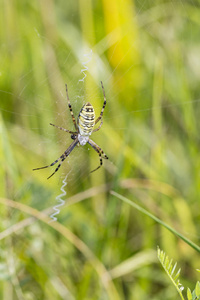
[78,102,95,136]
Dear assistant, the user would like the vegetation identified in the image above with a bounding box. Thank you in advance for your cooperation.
[157,248,200,300]
[1,0,200,299]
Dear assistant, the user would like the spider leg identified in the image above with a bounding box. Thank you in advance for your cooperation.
[92,119,103,133]
[50,123,77,134]
[88,139,108,159]
[94,81,107,125]
[88,139,108,173]
[65,84,78,131]
[33,138,79,179]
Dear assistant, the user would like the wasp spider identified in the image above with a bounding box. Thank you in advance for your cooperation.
[33,82,108,179]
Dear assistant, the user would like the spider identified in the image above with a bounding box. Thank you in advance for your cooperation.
[33,81,108,179]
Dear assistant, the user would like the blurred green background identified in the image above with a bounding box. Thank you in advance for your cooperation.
[1,0,200,299]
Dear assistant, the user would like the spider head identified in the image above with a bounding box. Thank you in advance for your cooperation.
[71,134,77,140]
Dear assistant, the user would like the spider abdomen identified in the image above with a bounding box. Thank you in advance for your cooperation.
[78,102,95,136]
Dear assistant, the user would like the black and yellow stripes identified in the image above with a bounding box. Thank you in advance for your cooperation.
[94,81,107,125]
[49,123,76,134]
[88,139,108,173]
[33,138,79,179]
[65,84,78,131]
[77,102,95,136]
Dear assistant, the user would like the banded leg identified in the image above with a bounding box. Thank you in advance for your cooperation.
[65,84,78,131]
[33,138,79,179]
[95,81,107,125]
[50,123,77,135]
[88,139,108,159]
[92,119,103,133]
[88,139,108,173]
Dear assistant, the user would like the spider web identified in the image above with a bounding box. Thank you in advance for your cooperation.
[1,3,200,299]
[1,0,200,232]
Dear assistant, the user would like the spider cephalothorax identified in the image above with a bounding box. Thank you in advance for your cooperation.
[33,82,108,179]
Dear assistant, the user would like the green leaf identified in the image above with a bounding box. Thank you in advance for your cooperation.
[195,281,200,297]
[187,288,192,300]
[157,247,185,300]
